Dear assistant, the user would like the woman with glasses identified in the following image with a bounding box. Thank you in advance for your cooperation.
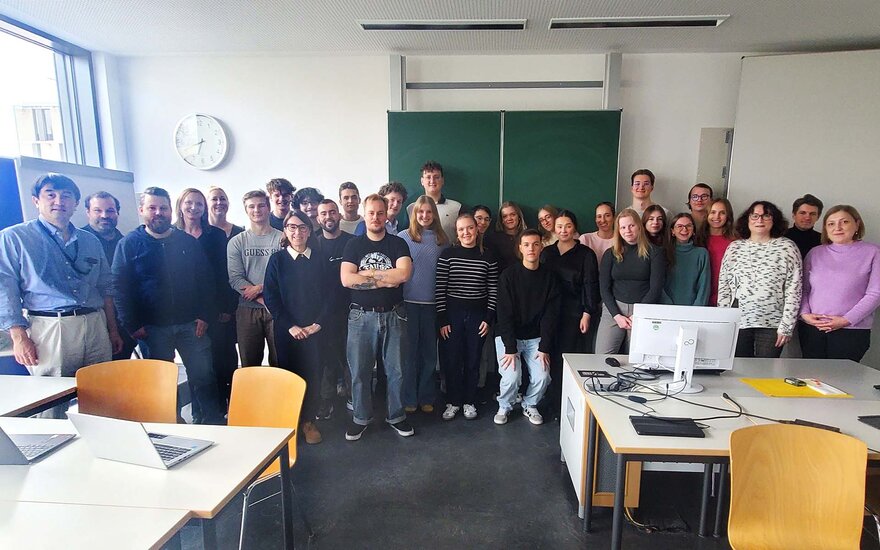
[717,201,802,358]
[436,213,498,421]
[537,205,559,247]
[686,183,713,230]
[596,209,667,355]
[399,196,450,414]
[662,213,710,306]
[696,198,737,306]
[263,210,335,444]
[799,205,880,362]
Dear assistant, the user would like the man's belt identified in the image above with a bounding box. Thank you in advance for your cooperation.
[28,307,98,318]
[349,302,402,313]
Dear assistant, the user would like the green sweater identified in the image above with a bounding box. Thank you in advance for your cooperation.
[662,242,710,306]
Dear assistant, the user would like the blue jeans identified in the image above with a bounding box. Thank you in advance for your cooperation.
[495,336,550,411]
[403,302,437,408]
[140,322,225,424]
[347,305,407,426]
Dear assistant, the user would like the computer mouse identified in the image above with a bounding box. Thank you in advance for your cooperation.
[605,357,621,368]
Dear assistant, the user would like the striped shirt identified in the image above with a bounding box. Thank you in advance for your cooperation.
[435,245,498,326]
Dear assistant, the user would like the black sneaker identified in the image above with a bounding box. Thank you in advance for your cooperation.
[389,419,414,437]
[345,421,367,441]
[316,400,334,420]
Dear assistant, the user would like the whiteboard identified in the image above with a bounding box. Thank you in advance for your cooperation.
[14,156,139,234]
[728,49,880,242]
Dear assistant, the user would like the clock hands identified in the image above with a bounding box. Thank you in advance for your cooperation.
[180,139,205,156]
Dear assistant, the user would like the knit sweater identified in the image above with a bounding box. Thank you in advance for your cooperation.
[800,241,880,329]
[662,242,710,306]
[717,237,802,335]
[599,243,667,317]
[496,263,560,354]
[399,229,448,304]
[705,234,734,306]
[227,229,284,309]
[435,245,499,326]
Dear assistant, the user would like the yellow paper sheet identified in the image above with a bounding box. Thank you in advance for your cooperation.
[739,378,852,398]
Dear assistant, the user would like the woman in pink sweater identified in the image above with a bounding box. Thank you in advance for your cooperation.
[696,198,737,306]
[799,205,880,361]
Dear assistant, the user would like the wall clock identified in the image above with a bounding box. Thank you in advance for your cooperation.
[173,113,228,170]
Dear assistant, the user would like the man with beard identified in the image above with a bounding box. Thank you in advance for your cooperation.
[314,199,353,418]
[112,187,225,424]
[0,174,121,417]
[341,194,413,440]
[338,181,363,234]
[81,191,136,360]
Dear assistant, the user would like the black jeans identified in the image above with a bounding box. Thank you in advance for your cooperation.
[441,307,485,407]
[735,328,783,358]
[799,324,871,362]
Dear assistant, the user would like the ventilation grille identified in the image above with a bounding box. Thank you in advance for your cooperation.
[549,16,729,30]
[359,19,527,31]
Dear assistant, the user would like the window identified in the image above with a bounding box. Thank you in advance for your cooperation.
[0,15,102,166]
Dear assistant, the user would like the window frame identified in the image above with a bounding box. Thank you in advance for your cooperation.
[0,14,103,167]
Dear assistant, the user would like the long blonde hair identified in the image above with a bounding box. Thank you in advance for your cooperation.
[611,208,651,262]
[407,195,449,246]
[495,201,526,234]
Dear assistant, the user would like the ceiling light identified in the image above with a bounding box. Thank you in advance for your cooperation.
[549,16,729,30]
[359,20,527,31]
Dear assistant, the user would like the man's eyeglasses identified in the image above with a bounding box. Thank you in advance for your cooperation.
[690,194,710,201]
[748,213,773,221]
[284,224,311,233]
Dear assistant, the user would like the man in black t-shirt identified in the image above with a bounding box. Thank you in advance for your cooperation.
[341,194,413,440]
[314,199,354,419]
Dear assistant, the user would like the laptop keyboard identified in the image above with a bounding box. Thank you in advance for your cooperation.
[18,443,54,461]
[153,443,190,463]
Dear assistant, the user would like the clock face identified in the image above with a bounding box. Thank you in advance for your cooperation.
[173,114,228,170]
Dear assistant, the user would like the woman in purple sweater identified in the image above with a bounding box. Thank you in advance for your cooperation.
[799,205,880,361]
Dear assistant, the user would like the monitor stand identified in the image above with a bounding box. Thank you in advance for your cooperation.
[657,325,704,394]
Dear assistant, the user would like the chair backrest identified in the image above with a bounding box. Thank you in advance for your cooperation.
[728,423,867,550]
[227,367,305,478]
[75,359,179,423]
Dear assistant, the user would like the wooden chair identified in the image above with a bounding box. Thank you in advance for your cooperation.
[227,367,312,548]
[728,423,867,550]
[75,359,178,423]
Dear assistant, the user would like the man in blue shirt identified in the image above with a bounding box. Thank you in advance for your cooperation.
[0,174,122,393]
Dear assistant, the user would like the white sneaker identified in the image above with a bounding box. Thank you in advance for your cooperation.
[493,408,509,425]
[523,407,544,425]
[442,404,460,420]
[463,404,477,420]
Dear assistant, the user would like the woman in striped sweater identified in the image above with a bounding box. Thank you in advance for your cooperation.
[399,196,450,413]
[436,213,499,421]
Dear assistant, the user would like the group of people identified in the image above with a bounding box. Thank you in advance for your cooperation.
[2,164,878,444]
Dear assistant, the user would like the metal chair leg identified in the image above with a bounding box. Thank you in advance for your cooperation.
[238,484,255,550]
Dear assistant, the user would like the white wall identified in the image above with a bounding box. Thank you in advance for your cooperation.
[116,54,390,226]
[405,54,605,111]
[617,53,744,211]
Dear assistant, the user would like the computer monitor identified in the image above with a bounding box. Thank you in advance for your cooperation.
[629,304,741,393]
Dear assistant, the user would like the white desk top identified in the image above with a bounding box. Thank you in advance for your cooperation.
[0,501,190,550]
[0,418,294,518]
[564,354,880,459]
[564,354,880,400]
[0,375,77,417]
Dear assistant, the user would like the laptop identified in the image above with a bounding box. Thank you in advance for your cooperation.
[0,426,75,465]
[67,412,213,469]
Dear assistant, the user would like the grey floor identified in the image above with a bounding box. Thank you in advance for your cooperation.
[175,390,744,550]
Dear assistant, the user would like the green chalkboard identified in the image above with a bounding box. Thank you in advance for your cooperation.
[388,111,501,213]
[502,111,621,233]
[387,110,620,232]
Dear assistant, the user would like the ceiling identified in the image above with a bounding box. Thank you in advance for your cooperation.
[1,0,879,56]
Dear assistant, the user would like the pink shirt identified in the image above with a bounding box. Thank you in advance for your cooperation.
[579,232,613,264]
[706,234,734,306]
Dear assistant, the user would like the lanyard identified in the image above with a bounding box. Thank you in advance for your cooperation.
[37,221,92,276]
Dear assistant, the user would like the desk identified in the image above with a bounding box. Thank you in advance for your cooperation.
[0,418,296,549]
[0,375,77,417]
[561,353,880,549]
[0,501,191,549]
